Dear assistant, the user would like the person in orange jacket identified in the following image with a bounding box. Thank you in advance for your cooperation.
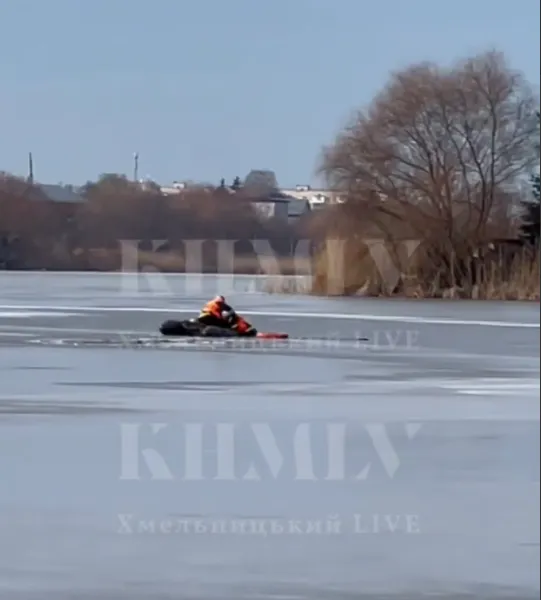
[198,295,257,336]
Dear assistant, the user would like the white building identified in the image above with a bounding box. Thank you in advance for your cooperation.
[280,184,344,209]
[159,181,188,195]
[156,180,318,224]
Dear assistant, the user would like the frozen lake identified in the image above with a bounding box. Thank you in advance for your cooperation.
[0,272,539,599]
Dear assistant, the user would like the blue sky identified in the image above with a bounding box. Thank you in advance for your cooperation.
[1,0,539,187]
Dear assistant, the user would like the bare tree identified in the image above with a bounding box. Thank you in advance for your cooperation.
[0,168,306,271]
[319,50,540,262]
[0,174,72,267]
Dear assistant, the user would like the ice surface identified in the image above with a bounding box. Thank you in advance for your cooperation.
[0,273,539,599]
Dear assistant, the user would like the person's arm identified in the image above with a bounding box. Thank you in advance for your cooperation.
[220,305,236,324]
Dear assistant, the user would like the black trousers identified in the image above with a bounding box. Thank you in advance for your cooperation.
[198,314,227,328]
[198,314,257,337]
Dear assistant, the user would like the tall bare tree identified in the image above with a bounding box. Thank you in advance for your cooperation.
[319,50,539,259]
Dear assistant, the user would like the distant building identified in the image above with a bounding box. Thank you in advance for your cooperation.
[285,197,311,223]
[251,191,311,224]
[252,197,290,221]
[159,181,187,195]
[159,181,216,196]
[159,179,312,224]
[37,184,86,204]
[281,184,344,209]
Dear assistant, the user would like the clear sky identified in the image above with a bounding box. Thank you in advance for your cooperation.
[1,0,539,188]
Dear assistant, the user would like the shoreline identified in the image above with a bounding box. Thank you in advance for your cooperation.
[1,269,539,304]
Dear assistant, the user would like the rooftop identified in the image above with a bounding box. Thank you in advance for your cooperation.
[37,184,86,203]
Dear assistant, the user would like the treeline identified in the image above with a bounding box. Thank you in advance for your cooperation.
[309,49,540,299]
[0,173,312,272]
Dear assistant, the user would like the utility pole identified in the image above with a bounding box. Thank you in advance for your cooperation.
[28,152,34,184]
[133,152,139,182]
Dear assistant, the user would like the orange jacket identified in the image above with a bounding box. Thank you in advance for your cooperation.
[199,299,225,320]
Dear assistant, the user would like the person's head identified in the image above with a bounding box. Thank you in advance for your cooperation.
[213,295,225,304]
